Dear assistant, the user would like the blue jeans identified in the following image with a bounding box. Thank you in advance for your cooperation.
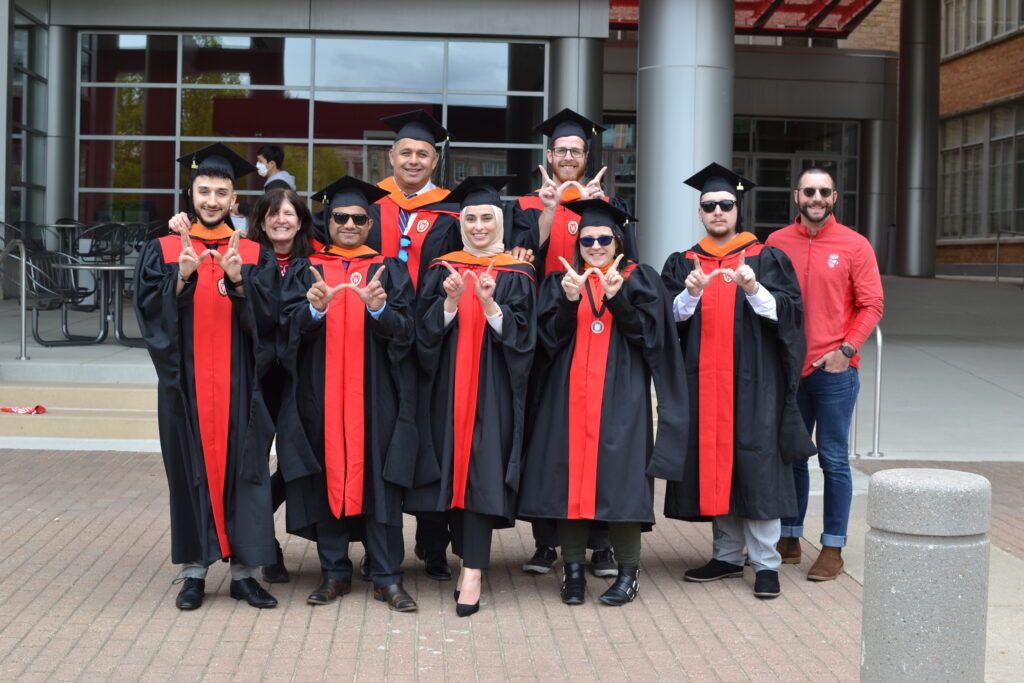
[780,367,860,548]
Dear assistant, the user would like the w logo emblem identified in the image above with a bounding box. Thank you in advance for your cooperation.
[828,253,839,268]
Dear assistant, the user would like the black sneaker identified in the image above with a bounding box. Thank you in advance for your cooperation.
[522,546,557,574]
[753,569,781,599]
[589,548,617,578]
[683,559,745,583]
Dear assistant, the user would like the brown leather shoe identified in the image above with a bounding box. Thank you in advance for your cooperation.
[307,577,352,605]
[777,537,801,565]
[373,583,418,612]
[807,546,844,581]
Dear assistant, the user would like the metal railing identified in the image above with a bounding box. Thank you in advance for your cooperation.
[994,230,1024,288]
[0,238,30,360]
[851,325,883,458]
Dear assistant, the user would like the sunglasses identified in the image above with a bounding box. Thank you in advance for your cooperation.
[799,187,835,198]
[398,235,411,263]
[578,235,614,247]
[700,200,736,213]
[332,212,369,226]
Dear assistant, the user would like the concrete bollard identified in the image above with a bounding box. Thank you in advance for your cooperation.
[861,468,991,682]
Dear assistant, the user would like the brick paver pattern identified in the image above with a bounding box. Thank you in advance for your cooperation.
[856,460,1024,561]
[0,450,863,681]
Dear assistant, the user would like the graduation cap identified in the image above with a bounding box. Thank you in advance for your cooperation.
[380,109,453,189]
[311,175,389,230]
[561,198,635,233]
[534,108,605,142]
[446,175,516,210]
[683,162,756,197]
[175,142,257,221]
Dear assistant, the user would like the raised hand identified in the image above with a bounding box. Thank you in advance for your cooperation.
[177,230,207,280]
[340,265,387,312]
[474,260,497,304]
[584,166,608,200]
[441,261,466,307]
[732,250,758,294]
[558,256,585,301]
[168,212,191,236]
[593,254,625,299]
[208,230,243,283]
[684,256,732,297]
[306,266,347,313]
[538,165,585,211]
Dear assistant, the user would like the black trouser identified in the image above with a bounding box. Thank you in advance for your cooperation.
[316,515,404,588]
[531,519,611,551]
[415,512,451,554]
[449,509,494,569]
[270,469,285,512]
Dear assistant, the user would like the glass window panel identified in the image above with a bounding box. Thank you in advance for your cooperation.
[450,147,541,196]
[183,35,310,87]
[78,192,177,224]
[754,158,791,188]
[733,118,752,152]
[80,87,176,136]
[447,42,545,93]
[754,190,794,227]
[965,112,986,143]
[843,122,859,157]
[844,159,859,193]
[79,140,176,189]
[312,144,390,190]
[941,149,962,237]
[13,28,28,69]
[314,38,443,91]
[753,119,842,154]
[80,34,178,84]
[11,71,24,127]
[447,95,544,144]
[840,192,858,228]
[943,118,963,147]
[508,43,545,92]
[312,92,441,140]
[990,139,1014,229]
[181,88,311,138]
[992,106,1015,138]
[15,0,48,22]
[10,132,23,184]
[962,144,984,235]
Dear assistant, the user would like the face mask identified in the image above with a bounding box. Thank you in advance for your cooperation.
[231,215,248,235]
[256,162,268,178]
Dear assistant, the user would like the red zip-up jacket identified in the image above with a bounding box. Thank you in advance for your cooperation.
[766,214,884,377]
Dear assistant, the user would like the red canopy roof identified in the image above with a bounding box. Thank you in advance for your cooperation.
[610,0,882,38]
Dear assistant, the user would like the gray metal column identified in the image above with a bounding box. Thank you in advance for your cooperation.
[895,0,940,277]
[44,25,77,224]
[860,118,896,271]
[0,0,12,224]
[549,37,604,124]
[638,0,735,270]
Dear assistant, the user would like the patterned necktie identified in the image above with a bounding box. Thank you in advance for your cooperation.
[398,192,416,234]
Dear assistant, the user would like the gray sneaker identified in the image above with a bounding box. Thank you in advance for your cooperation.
[589,549,618,578]
[522,545,558,574]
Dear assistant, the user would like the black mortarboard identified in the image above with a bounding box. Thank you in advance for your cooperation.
[683,162,756,197]
[446,176,516,210]
[380,109,451,146]
[561,199,635,233]
[312,176,389,212]
[534,108,605,142]
[176,142,257,182]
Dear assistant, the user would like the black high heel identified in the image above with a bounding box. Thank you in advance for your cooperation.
[455,600,479,617]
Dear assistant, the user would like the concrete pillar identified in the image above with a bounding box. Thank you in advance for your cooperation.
[637,0,734,270]
[860,118,896,271]
[548,37,605,178]
[0,0,12,224]
[44,25,77,224]
[895,0,940,277]
[861,468,991,682]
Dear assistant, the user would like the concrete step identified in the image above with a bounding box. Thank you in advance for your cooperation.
[0,407,157,440]
[0,381,157,411]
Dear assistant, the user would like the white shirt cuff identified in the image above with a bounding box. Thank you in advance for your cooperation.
[672,289,701,321]
[745,284,777,321]
[309,303,326,320]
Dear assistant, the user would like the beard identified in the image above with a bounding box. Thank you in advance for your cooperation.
[195,207,228,228]
[798,202,833,224]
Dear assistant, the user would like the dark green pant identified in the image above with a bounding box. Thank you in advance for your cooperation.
[557,520,641,567]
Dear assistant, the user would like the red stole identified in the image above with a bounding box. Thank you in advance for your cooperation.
[519,187,615,274]
[375,178,453,291]
[688,233,762,516]
[159,226,261,557]
[310,251,385,518]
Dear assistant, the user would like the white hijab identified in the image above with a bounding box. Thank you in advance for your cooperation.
[459,204,505,258]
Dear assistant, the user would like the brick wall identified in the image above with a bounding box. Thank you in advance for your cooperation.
[940,33,1024,115]
[840,0,900,52]
[937,242,1024,264]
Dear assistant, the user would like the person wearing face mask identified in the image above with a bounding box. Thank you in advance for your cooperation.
[410,176,536,617]
[234,145,297,231]
[660,163,814,600]
[517,199,688,607]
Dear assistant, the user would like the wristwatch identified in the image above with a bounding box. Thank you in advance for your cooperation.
[839,342,856,358]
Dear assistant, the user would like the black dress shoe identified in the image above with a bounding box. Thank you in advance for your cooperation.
[373,583,418,612]
[175,578,205,610]
[414,545,453,581]
[753,569,781,599]
[262,540,290,584]
[683,559,745,583]
[560,562,587,605]
[455,600,480,617]
[307,576,352,605]
[359,554,372,582]
[230,578,278,608]
[599,565,640,606]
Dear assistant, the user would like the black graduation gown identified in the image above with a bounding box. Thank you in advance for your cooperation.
[660,237,813,521]
[518,263,689,525]
[273,254,417,539]
[133,232,278,567]
[367,198,462,290]
[508,191,638,280]
[405,254,536,524]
